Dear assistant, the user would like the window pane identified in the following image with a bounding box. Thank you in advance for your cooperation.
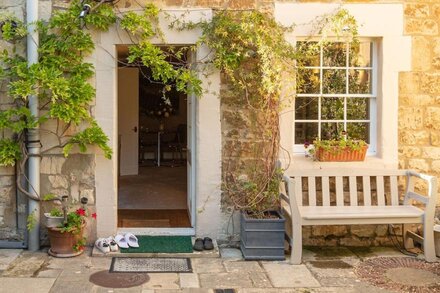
[347,122,370,143]
[321,97,344,120]
[321,122,344,140]
[295,97,319,120]
[295,123,318,144]
[297,68,320,94]
[323,42,347,67]
[323,69,346,94]
[296,41,320,67]
[347,98,369,120]
[350,42,372,67]
[349,69,372,94]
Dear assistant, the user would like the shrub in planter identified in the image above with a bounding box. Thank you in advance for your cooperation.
[307,138,368,162]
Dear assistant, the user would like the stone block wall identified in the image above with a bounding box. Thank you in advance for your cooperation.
[1,0,440,246]
[399,1,440,211]
[39,154,96,245]
[0,0,26,242]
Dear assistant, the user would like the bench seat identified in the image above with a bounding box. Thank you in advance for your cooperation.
[300,205,424,222]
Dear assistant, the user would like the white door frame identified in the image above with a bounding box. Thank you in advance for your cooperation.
[94,9,224,239]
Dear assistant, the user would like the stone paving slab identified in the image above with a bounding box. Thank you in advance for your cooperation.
[0,277,56,293]
[262,262,321,288]
[179,273,199,288]
[191,258,225,273]
[223,261,263,273]
[1,252,48,277]
[199,272,254,288]
[0,249,22,271]
[219,248,243,260]
[141,273,180,289]
[152,289,213,293]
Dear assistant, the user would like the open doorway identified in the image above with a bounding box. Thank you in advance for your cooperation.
[116,45,192,229]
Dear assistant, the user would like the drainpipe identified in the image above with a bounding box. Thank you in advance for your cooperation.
[26,0,40,251]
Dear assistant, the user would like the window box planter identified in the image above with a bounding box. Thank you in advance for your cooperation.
[315,145,368,162]
[240,211,285,260]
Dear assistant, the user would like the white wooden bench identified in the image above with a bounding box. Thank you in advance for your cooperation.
[281,169,438,264]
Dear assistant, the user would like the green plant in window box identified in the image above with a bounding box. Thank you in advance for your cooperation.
[307,133,368,162]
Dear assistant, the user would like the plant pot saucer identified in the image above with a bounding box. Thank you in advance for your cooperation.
[48,248,84,258]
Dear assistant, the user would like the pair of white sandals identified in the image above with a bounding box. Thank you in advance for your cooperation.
[95,233,139,253]
[114,233,139,249]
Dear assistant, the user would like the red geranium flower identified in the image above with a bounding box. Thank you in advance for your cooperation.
[76,208,86,216]
[92,213,97,219]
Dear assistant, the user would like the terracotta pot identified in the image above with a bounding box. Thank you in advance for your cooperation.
[315,145,367,162]
[47,222,86,258]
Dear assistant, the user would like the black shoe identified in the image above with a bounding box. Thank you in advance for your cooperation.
[193,238,204,251]
[203,237,214,250]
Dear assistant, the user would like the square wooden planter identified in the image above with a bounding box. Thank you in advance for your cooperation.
[315,145,368,162]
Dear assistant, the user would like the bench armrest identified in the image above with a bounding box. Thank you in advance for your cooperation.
[281,175,301,221]
[404,170,438,219]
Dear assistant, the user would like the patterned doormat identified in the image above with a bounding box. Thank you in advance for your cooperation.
[110,257,192,273]
[354,257,440,292]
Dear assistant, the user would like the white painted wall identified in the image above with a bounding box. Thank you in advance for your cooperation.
[276,3,411,172]
[91,9,226,239]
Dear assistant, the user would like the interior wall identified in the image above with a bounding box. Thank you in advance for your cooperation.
[139,94,188,132]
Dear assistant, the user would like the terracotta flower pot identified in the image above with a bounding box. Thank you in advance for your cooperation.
[315,145,367,162]
[47,222,86,258]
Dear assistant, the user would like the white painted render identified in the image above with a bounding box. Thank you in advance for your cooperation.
[276,3,411,172]
[91,9,227,239]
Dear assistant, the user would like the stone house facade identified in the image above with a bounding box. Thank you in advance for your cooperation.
[0,0,439,247]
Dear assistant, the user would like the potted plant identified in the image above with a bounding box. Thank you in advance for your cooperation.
[306,133,368,162]
[44,208,64,228]
[237,170,286,260]
[46,197,96,258]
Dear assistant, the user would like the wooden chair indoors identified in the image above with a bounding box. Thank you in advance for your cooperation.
[165,124,187,167]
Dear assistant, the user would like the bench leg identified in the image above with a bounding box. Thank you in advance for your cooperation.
[403,224,414,250]
[423,221,437,262]
[290,223,302,265]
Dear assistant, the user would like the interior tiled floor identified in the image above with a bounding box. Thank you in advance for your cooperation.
[118,165,190,228]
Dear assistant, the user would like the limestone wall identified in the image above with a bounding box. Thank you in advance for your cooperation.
[0,0,25,242]
[398,2,440,208]
[0,0,439,246]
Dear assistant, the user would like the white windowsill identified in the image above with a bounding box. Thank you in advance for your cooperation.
[284,153,398,173]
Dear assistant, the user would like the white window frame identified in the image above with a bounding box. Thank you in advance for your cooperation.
[276,3,411,169]
[293,39,378,155]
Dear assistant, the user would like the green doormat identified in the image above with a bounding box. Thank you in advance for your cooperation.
[120,236,193,253]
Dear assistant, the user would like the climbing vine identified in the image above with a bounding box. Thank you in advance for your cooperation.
[0,1,358,220]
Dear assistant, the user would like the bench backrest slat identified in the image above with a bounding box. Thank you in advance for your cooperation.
[335,176,344,206]
[294,176,303,206]
[349,176,358,206]
[363,176,372,206]
[287,169,411,207]
[322,176,330,206]
[377,176,385,206]
[390,176,399,205]
[308,177,316,206]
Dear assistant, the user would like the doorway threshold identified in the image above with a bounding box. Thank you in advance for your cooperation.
[91,236,220,258]
[117,227,195,236]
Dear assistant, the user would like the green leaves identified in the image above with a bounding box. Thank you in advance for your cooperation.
[120,4,159,37]
[0,14,27,41]
[0,139,21,166]
[63,123,112,159]
[0,107,38,133]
